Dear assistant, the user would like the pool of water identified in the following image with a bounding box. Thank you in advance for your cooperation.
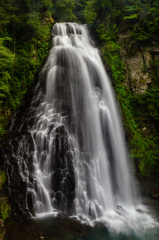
[4,216,159,240]
[34,215,159,240]
[5,197,159,240]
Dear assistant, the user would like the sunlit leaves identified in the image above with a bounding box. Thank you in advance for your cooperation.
[124,13,139,19]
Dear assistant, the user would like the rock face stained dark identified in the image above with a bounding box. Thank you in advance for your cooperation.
[2,132,34,219]
[2,126,75,218]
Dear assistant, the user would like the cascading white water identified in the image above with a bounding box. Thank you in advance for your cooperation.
[7,22,157,233]
[34,22,136,212]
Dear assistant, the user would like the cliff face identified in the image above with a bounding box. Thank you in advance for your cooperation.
[119,33,159,94]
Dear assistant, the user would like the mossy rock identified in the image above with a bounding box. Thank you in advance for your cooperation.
[0,219,6,240]
[0,171,6,190]
[0,198,11,221]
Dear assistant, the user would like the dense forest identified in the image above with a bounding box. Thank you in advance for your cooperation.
[0,0,159,182]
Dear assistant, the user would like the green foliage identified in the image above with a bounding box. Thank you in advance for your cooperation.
[0,0,78,137]
[0,0,56,134]
[73,0,87,23]
[41,0,53,12]
[52,0,76,22]
[0,199,11,221]
[0,37,14,105]
[0,114,10,135]
[1,19,52,112]
[0,172,10,221]
[0,171,6,189]
[83,0,97,25]
[124,13,139,19]
[83,0,126,29]
[84,0,159,45]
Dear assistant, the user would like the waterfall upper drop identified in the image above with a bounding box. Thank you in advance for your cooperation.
[3,22,157,233]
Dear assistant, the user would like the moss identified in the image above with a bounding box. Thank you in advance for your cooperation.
[0,172,11,221]
[0,172,6,190]
[0,198,11,221]
[0,224,6,240]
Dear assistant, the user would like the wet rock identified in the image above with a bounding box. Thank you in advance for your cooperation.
[55,123,67,135]
[152,194,159,199]
[1,131,35,220]
[27,192,35,216]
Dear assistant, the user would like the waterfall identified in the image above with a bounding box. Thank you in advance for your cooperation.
[4,22,157,233]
